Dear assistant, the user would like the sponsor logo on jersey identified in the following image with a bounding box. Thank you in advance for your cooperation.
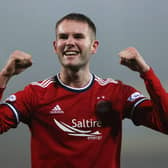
[54,119,102,140]
[50,105,64,114]
[128,92,144,102]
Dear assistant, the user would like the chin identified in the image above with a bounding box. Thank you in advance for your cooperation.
[64,64,82,71]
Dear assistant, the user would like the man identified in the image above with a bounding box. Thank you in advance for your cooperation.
[0,13,168,168]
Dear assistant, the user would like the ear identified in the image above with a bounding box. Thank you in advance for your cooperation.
[53,40,57,53]
[91,40,99,54]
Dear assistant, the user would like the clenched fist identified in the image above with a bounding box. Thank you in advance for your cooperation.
[1,50,32,77]
[118,47,150,73]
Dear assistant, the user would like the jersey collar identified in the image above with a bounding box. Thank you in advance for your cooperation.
[55,73,95,92]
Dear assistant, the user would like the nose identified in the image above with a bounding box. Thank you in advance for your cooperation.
[65,36,75,46]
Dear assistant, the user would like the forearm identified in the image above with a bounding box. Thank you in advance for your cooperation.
[141,68,168,109]
[0,69,13,100]
[0,71,11,88]
[0,70,10,87]
[140,68,168,130]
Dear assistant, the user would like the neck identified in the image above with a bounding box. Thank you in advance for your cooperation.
[59,68,91,88]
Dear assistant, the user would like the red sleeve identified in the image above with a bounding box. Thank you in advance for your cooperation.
[120,82,148,119]
[5,84,37,124]
[132,68,168,133]
[0,84,38,134]
[0,84,37,130]
[0,105,17,134]
[0,88,18,134]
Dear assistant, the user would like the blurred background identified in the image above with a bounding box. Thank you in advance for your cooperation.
[0,0,168,167]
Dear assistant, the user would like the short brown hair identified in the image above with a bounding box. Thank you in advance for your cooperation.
[55,13,96,38]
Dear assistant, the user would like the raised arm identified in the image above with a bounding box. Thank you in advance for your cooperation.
[0,50,32,133]
[0,50,32,88]
[119,47,168,133]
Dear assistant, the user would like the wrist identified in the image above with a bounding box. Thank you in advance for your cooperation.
[137,57,150,73]
[139,64,150,73]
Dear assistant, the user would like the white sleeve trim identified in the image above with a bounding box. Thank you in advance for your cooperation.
[0,102,20,124]
[130,98,149,118]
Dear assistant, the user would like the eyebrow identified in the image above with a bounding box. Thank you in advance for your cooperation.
[57,33,85,38]
[57,33,68,37]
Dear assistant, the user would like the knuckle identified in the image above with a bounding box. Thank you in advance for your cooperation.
[10,50,32,60]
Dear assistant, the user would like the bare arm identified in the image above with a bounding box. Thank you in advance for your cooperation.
[0,50,32,88]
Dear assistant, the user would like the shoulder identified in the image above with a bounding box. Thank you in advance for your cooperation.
[94,75,119,86]
[23,77,56,95]
[30,77,55,88]
[18,77,57,101]
[93,74,137,93]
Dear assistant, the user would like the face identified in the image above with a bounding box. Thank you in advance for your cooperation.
[53,20,99,71]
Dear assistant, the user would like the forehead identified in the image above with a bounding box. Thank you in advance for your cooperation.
[56,20,90,34]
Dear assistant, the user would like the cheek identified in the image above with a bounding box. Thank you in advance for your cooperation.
[81,42,92,51]
[55,43,64,53]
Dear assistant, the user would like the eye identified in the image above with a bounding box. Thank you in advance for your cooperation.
[74,34,84,39]
[58,34,68,40]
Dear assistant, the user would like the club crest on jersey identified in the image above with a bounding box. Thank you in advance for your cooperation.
[128,92,144,102]
[5,95,16,102]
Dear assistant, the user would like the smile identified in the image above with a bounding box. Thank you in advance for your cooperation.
[63,51,80,56]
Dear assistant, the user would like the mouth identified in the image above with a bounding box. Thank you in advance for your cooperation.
[63,50,80,56]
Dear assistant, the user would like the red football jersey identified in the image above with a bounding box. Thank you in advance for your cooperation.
[0,68,168,168]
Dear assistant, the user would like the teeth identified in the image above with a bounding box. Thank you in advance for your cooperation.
[64,51,79,56]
